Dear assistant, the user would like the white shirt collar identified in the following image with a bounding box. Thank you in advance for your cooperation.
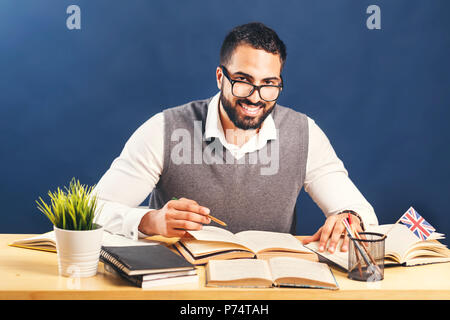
[204,92,277,156]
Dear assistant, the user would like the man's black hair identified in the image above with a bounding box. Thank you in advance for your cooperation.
[219,22,287,69]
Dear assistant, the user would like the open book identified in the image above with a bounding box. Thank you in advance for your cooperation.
[173,226,316,265]
[206,257,338,290]
[304,223,450,270]
[9,231,158,252]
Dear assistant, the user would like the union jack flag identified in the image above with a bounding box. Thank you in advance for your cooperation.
[399,207,436,241]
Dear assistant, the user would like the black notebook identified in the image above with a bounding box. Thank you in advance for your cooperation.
[103,262,198,288]
[100,245,195,276]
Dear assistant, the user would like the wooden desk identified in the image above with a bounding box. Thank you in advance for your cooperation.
[1,234,449,300]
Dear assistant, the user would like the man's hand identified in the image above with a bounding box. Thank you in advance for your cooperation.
[138,197,211,238]
[302,213,363,253]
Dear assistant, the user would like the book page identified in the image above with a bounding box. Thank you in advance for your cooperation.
[304,239,348,270]
[367,224,420,261]
[404,242,450,262]
[180,239,252,256]
[11,231,56,246]
[404,256,450,266]
[187,226,248,247]
[235,230,309,253]
[11,231,158,248]
[367,224,445,240]
[207,259,272,282]
[102,232,159,246]
[268,257,336,286]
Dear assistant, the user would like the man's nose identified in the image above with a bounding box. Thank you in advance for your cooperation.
[247,88,262,104]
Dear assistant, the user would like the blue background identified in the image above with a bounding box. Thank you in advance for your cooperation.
[1,1,449,244]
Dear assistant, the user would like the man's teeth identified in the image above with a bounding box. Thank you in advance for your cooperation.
[241,104,260,111]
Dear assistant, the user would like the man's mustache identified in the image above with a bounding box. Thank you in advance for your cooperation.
[237,99,266,108]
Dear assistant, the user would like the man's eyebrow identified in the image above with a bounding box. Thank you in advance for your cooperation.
[262,76,282,82]
[233,71,281,82]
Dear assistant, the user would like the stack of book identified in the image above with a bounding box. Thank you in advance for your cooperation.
[100,245,198,289]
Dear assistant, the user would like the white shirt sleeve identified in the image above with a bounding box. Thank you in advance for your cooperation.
[93,112,165,240]
[304,117,379,227]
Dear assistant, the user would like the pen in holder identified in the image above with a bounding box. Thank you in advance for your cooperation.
[342,219,385,282]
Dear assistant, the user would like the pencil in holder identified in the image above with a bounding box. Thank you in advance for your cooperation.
[348,232,386,282]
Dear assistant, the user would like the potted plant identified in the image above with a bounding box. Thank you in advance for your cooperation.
[36,178,103,277]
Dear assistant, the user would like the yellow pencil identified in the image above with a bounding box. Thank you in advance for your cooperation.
[171,197,227,227]
[208,215,227,227]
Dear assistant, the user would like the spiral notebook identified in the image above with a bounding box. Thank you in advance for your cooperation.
[100,245,195,276]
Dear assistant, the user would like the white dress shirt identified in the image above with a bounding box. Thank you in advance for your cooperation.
[94,92,378,240]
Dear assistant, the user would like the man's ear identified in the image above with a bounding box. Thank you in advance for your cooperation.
[216,66,223,90]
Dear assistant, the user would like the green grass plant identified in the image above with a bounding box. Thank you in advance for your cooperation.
[36,178,101,230]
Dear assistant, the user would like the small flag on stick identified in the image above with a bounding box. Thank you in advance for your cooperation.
[398,207,436,241]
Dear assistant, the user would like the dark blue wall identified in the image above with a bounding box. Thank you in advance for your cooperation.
[1,1,449,244]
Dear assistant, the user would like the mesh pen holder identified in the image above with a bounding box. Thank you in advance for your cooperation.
[348,232,386,282]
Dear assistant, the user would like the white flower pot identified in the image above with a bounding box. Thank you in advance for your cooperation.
[53,224,103,277]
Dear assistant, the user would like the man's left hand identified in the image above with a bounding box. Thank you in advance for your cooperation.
[302,213,363,253]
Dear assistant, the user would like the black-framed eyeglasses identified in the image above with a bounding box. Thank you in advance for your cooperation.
[220,65,283,102]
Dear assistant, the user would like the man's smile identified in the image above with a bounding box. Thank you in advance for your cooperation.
[238,101,263,117]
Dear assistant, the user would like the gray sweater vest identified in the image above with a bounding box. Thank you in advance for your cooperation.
[149,97,309,234]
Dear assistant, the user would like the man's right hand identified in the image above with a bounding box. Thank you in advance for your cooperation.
[138,197,211,238]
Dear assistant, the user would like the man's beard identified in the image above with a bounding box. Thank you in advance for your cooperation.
[220,91,276,130]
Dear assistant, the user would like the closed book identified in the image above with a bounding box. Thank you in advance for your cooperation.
[103,262,198,289]
[100,245,195,276]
